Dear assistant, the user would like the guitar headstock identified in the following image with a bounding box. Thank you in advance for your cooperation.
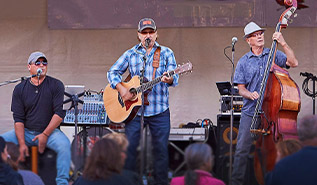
[174,60,193,75]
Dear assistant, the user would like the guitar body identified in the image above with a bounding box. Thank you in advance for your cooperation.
[103,61,193,124]
[103,75,149,123]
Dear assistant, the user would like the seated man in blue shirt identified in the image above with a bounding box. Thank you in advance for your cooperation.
[107,18,179,185]
[1,51,71,185]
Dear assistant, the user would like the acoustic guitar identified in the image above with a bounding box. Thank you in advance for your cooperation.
[103,61,193,123]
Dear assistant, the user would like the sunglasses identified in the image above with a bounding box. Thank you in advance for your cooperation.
[248,31,264,38]
[32,60,48,66]
[140,30,156,35]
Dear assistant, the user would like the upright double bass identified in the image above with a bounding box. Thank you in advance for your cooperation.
[250,0,301,184]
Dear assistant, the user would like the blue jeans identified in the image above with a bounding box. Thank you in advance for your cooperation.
[1,128,71,185]
[232,112,255,185]
[124,109,170,185]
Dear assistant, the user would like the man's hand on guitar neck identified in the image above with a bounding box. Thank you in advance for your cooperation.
[161,72,173,85]
[116,83,136,102]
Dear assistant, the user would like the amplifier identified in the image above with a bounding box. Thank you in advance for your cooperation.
[169,127,206,141]
[220,95,243,114]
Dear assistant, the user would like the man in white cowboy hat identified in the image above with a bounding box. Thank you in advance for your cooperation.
[231,22,298,185]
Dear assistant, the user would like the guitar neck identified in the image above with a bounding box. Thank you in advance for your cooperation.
[137,70,175,93]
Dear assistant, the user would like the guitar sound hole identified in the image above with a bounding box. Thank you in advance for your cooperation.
[129,88,137,95]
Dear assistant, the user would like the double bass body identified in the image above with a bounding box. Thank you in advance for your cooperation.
[254,64,301,184]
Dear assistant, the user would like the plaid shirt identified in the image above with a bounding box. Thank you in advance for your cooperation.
[107,42,179,116]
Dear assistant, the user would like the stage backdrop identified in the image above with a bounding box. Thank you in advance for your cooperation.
[0,0,316,137]
[47,0,316,29]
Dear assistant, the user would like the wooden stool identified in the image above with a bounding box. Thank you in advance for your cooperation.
[31,146,38,174]
[20,146,57,185]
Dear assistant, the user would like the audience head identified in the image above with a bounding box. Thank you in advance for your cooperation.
[0,136,8,163]
[103,132,128,166]
[103,132,129,151]
[297,115,317,146]
[83,138,124,180]
[5,142,20,170]
[184,143,214,185]
[185,142,214,171]
[275,139,302,163]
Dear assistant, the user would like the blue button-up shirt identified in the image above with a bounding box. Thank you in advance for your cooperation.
[234,48,287,116]
[107,42,179,117]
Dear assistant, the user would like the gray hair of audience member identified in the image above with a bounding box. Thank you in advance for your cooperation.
[184,143,214,185]
[298,115,317,142]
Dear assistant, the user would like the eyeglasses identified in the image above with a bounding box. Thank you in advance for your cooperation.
[32,60,48,66]
[140,30,156,35]
[248,31,264,38]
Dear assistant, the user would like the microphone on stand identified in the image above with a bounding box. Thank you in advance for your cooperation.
[232,37,238,51]
[36,68,42,77]
[145,38,151,49]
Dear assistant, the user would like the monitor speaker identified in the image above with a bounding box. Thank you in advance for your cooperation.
[215,114,258,185]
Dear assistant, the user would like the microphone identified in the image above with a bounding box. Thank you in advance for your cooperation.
[232,37,238,47]
[36,68,42,77]
[145,38,151,49]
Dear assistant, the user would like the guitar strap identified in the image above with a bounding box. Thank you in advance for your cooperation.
[152,47,161,80]
[124,47,161,82]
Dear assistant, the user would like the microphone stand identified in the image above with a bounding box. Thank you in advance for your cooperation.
[0,74,36,87]
[229,45,235,185]
[224,43,236,185]
[135,46,147,183]
[63,91,85,177]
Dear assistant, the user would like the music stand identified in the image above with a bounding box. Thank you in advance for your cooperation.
[63,85,85,176]
[216,81,239,96]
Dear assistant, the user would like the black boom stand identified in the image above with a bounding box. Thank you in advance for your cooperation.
[63,91,85,176]
[224,41,237,185]
[0,74,37,87]
[300,72,317,115]
[134,46,149,184]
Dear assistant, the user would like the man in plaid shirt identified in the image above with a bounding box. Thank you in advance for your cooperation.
[107,18,179,185]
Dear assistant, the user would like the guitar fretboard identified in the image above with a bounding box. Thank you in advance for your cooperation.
[136,71,175,93]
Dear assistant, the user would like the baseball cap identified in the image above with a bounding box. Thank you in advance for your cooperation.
[138,18,156,32]
[243,22,266,39]
[28,51,47,64]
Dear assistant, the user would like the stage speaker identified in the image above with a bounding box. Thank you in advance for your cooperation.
[216,114,240,159]
[215,114,258,185]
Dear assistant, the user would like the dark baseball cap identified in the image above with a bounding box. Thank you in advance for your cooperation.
[138,18,156,32]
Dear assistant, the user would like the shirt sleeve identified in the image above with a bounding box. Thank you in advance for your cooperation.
[107,50,130,89]
[165,48,179,87]
[11,84,25,124]
[53,79,66,119]
[274,50,287,68]
[234,57,246,85]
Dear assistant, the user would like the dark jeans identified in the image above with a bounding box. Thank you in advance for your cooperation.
[232,112,255,185]
[124,109,170,185]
